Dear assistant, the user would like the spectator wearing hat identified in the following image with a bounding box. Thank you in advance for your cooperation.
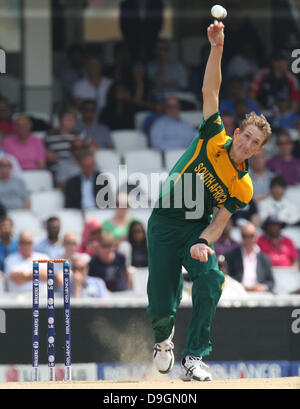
[267,130,300,186]
[257,216,299,268]
[78,219,102,257]
[257,175,300,225]
[249,50,300,112]
[225,222,274,293]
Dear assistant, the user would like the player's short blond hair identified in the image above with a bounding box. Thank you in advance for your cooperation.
[240,112,272,146]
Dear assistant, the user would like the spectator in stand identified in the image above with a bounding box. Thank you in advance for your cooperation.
[189,43,211,100]
[150,97,195,152]
[100,63,149,130]
[0,157,30,211]
[141,93,165,136]
[69,254,109,298]
[258,176,300,226]
[0,217,18,272]
[220,77,260,120]
[214,219,238,257]
[75,99,113,149]
[102,193,137,242]
[61,233,81,259]
[4,231,50,294]
[267,129,300,186]
[78,219,102,257]
[225,43,259,84]
[35,217,64,259]
[45,107,88,177]
[258,216,299,268]
[3,114,46,170]
[0,98,14,136]
[55,136,90,189]
[249,50,300,112]
[0,133,23,180]
[104,42,132,85]
[147,38,188,93]
[267,97,300,131]
[60,44,85,104]
[89,231,132,292]
[72,55,113,115]
[64,151,109,210]
[120,0,164,62]
[249,150,275,202]
[225,222,274,293]
[119,221,148,267]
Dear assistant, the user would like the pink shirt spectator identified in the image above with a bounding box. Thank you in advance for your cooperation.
[257,234,299,267]
[3,133,46,170]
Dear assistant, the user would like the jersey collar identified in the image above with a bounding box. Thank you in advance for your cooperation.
[224,138,249,179]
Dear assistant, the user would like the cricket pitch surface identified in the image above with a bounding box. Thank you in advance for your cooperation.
[0,377,299,389]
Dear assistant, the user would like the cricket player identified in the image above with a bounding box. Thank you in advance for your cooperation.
[147,20,272,381]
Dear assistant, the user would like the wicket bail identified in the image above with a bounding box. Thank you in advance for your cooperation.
[32,259,72,382]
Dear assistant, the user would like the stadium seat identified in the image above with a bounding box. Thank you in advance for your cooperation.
[39,209,85,237]
[111,130,148,154]
[134,111,151,130]
[165,149,185,171]
[130,267,148,296]
[123,149,163,173]
[8,210,44,240]
[94,149,121,171]
[272,267,300,294]
[282,226,300,249]
[23,170,53,193]
[30,189,64,217]
[180,111,202,128]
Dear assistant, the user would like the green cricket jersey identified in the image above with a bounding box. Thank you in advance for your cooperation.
[153,112,253,223]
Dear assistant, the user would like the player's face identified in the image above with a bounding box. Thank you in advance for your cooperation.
[232,125,265,161]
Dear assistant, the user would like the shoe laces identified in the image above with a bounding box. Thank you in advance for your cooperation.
[154,339,174,353]
[187,356,209,369]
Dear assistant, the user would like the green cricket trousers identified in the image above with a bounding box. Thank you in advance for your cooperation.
[147,213,225,357]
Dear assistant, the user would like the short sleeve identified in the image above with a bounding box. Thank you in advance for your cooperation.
[224,196,248,215]
[197,112,225,140]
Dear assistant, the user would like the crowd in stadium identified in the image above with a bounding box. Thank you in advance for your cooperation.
[0,13,300,298]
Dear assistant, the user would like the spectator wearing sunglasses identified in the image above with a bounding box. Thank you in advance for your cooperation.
[225,222,274,292]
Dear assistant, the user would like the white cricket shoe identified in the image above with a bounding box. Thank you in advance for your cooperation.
[153,327,175,374]
[180,355,212,381]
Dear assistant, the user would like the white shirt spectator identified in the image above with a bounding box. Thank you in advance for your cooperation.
[258,196,300,225]
[72,77,112,114]
[241,245,260,288]
[5,251,48,294]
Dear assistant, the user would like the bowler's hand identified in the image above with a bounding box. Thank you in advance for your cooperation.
[190,243,215,262]
[207,20,225,45]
